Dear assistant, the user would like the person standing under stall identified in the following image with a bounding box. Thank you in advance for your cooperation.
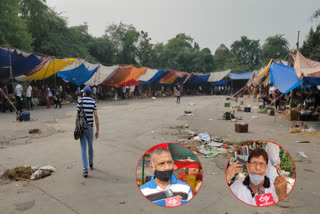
[45,85,52,108]
[26,83,33,110]
[55,88,62,109]
[176,86,181,104]
[76,86,99,178]
[93,85,97,101]
[15,82,23,112]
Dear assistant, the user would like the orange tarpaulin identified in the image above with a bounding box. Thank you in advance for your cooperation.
[160,71,188,84]
[101,65,147,87]
[294,51,320,78]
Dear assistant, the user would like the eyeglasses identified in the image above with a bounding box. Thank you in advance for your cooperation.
[249,162,267,168]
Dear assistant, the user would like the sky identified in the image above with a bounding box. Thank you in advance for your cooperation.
[46,0,320,53]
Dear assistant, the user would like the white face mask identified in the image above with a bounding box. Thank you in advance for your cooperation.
[249,174,265,186]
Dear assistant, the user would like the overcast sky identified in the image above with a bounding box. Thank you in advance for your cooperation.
[46,0,320,53]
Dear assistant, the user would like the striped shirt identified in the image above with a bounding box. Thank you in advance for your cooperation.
[77,96,97,125]
[140,174,192,207]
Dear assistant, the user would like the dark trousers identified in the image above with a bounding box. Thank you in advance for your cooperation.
[16,96,22,112]
[177,96,180,104]
[55,99,61,108]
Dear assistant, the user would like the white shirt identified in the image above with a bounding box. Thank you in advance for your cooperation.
[93,87,97,95]
[26,86,32,97]
[15,84,23,97]
[230,176,278,206]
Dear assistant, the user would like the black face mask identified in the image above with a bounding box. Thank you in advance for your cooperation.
[154,169,174,182]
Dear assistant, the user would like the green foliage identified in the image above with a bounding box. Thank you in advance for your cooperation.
[230,36,261,72]
[280,148,295,178]
[261,34,289,64]
[0,0,32,50]
[300,25,320,61]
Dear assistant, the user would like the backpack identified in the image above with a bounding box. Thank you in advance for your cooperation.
[74,98,88,140]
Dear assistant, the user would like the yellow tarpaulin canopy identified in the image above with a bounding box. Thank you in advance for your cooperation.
[25,57,77,80]
[259,59,273,78]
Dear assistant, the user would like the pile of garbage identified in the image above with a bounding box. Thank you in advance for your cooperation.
[181,129,238,158]
[0,165,55,181]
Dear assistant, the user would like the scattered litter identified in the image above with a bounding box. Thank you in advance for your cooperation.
[184,110,193,116]
[152,97,156,100]
[231,119,237,122]
[185,130,195,136]
[216,148,228,153]
[288,128,301,134]
[296,141,311,144]
[208,118,213,121]
[189,102,196,106]
[16,184,19,187]
[198,145,213,155]
[298,152,308,158]
[198,132,211,143]
[278,117,282,119]
[1,165,55,181]
[252,106,258,109]
[29,129,41,134]
[193,136,200,141]
[212,136,223,143]
[251,116,258,119]
[258,108,267,114]
[236,116,242,120]
[0,166,33,181]
[184,124,189,128]
[207,142,223,147]
[205,150,220,158]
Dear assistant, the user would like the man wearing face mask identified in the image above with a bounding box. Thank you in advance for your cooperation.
[140,148,193,207]
[230,147,287,206]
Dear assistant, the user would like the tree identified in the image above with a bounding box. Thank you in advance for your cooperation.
[261,34,289,64]
[0,0,32,50]
[136,31,154,67]
[105,23,140,64]
[300,25,320,61]
[230,36,261,72]
[88,37,115,65]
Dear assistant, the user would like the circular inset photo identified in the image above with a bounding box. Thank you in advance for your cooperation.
[226,141,296,207]
[136,143,203,207]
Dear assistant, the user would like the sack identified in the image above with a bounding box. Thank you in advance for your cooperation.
[74,99,88,140]
[48,91,52,97]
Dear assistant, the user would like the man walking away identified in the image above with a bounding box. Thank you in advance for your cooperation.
[15,82,23,112]
[77,86,99,177]
[26,83,33,110]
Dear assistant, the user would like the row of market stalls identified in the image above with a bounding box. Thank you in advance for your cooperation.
[0,47,252,88]
[246,52,320,94]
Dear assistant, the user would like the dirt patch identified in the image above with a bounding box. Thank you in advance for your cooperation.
[1,166,33,181]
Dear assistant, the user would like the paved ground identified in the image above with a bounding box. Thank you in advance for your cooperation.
[0,96,319,214]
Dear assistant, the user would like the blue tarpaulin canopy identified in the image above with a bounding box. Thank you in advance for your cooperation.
[302,77,320,86]
[185,73,210,84]
[212,79,230,86]
[0,48,42,81]
[269,62,301,94]
[139,70,165,85]
[229,71,253,80]
[58,61,98,85]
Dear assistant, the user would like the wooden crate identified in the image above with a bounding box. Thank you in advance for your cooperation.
[235,123,248,133]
